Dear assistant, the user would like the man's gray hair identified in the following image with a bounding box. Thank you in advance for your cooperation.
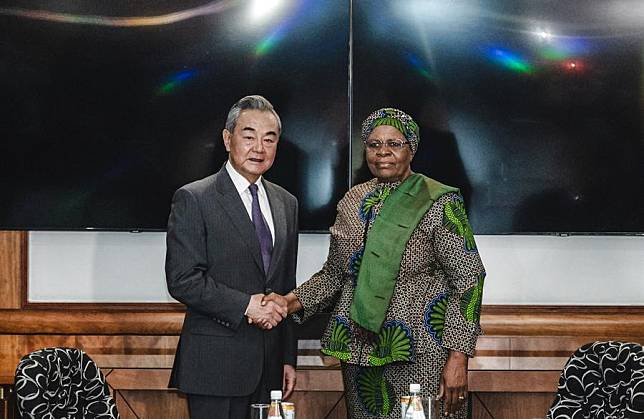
[225,95,282,133]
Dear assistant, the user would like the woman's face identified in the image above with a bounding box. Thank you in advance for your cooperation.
[365,125,413,183]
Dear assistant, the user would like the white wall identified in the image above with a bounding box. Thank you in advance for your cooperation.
[28,232,644,305]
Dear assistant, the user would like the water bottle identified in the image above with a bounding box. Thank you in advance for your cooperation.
[403,384,426,419]
[267,390,284,419]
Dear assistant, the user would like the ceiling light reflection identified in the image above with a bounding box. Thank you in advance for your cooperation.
[536,29,553,41]
[249,0,285,23]
[0,1,234,27]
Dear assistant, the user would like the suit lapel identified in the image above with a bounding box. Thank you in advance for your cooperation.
[214,167,265,276]
[264,180,287,285]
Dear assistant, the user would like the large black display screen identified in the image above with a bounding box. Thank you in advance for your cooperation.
[2,1,643,234]
[0,0,349,231]
[352,1,643,234]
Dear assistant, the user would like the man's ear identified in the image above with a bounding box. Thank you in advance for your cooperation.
[222,129,231,152]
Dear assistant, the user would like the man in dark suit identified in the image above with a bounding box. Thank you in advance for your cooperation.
[165,95,298,419]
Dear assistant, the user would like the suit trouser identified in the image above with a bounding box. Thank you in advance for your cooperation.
[187,365,273,419]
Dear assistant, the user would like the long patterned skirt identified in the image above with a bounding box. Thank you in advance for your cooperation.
[341,352,468,419]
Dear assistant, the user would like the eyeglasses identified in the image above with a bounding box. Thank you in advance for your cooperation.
[364,139,410,151]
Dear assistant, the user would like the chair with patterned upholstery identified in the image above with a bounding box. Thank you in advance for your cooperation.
[548,341,644,419]
[14,347,119,419]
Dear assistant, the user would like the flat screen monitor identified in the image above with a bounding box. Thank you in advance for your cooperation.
[352,0,644,234]
[0,0,349,231]
[2,0,643,234]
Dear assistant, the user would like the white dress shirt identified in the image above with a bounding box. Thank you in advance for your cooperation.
[225,160,275,245]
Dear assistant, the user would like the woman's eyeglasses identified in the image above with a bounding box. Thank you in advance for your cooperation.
[364,139,410,151]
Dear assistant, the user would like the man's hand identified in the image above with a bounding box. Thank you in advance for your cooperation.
[438,350,468,416]
[263,292,303,315]
[282,364,296,400]
[246,294,287,329]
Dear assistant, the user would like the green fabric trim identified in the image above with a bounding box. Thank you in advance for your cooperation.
[349,174,458,333]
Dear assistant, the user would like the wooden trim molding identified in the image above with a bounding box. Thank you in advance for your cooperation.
[0,231,26,309]
[482,305,644,315]
[22,302,185,311]
[481,306,644,337]
[0,310,185,335]
[0,307,643,337]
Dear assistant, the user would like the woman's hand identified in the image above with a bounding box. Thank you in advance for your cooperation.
[438,350,468,415]
[284,292,303,314]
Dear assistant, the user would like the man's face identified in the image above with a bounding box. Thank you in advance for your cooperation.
[223,109,280,183]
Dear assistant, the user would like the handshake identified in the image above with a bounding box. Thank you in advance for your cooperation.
[246,292,294,330]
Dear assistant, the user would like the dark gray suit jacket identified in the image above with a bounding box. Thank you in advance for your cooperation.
[165,165,298,396]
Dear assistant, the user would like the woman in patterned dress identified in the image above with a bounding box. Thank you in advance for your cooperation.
[267,108,485,418]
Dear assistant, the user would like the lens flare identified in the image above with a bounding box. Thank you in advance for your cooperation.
[157,69,197,95]
[539,37,590,61]
[485,47,533,74]
[255,0,305,56]
[405,52,434,80]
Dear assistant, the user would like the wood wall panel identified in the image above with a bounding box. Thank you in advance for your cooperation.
[108,369,173,390]
[115,390,187,419]
[472,392,555,419]
[0,336,23,377]
[0,232,25,309]
[468,371,561,393]
[112,392,138,419]
[2,231,644,419]
[290,391,347,419]
[294,369,343,392]
[111,390,347,419]
[0,335,179,381]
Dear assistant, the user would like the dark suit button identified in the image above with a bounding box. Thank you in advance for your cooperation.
[225,322,230,327]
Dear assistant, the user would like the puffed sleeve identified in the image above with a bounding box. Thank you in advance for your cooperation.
[291,196,352,323]
[433,193,485,356]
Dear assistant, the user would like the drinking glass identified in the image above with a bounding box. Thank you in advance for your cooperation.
[250,403,269,419]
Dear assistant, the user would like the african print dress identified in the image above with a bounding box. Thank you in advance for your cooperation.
[292,178,485,419]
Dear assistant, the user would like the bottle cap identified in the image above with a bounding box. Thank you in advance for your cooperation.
[270,390,282,400]
[409,383,421,393]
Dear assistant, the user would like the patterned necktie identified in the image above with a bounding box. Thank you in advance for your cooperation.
[248,183,273,274]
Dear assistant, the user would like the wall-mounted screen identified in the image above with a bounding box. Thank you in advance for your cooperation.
[2,0,642,234]
[0,0,349,231]
[352,0,644,234]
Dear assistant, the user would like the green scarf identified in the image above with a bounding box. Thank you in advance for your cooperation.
[349,174,459,333]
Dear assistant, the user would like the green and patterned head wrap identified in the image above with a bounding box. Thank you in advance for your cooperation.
[361,107,420,154]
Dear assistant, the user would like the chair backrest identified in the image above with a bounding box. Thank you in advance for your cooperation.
[548,341,644,419]
[14,347,119,419]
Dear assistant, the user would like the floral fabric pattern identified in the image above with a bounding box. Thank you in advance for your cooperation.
[320,316,352,362]
[443,197,477,252]
[368,320,414,366]
[424,293,448,345]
